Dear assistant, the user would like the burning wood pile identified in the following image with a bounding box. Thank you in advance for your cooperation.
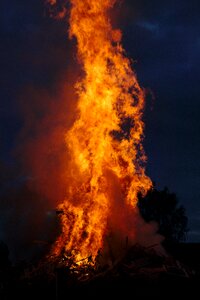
[0,242,196,300]
[45,243,193,290]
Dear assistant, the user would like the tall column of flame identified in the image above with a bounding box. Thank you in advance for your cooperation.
[51,0,152,263]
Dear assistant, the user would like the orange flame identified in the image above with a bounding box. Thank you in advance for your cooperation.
[50,0,152,264]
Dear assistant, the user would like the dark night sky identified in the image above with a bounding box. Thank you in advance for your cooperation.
[0,0,200,252]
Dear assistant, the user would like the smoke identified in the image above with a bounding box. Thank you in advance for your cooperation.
[0,0,80,263]
[0,76,79,263]
[101,169,164,264]
[0,81,79,263]
[10,66,81,263]
[0,183,58,262]
[17,81,76,203]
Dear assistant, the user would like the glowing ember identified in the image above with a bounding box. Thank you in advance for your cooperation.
[49,0,152,264]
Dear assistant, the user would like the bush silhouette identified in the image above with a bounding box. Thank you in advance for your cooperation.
[138,186,188,244]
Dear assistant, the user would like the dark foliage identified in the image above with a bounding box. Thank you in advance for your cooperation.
[138,186,188,244]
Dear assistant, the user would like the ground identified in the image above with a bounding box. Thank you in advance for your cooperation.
[0,243,200,299]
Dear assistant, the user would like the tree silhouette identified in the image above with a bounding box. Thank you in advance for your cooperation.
[138,186,188,244]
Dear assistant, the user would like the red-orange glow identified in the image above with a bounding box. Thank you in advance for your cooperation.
[50,0,152,264]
